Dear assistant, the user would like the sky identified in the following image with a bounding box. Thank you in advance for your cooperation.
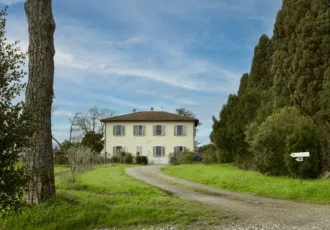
[0,0,282,145]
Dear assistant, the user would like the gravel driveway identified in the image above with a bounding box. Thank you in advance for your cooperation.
[126,165,330,230]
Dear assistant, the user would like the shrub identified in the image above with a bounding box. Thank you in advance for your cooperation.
[284,119,322,179]
[202,148,218,164]
[110,156,120,163]
[140,156,148,165]
[123,152,134,164]
[169,153,180,165]
[54,151,69,165]
[247,106,322,177]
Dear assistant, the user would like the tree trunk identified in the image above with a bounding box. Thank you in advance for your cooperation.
[25,0,56,204]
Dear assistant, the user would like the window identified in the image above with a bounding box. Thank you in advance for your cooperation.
[174,146,184,154]
[113,125,125,136]
[134,125,145,136]
[153,125,165,136]
[113,146,123,155]
[174,125,186,136]
[153,146,165,157]
[136,146,143,156]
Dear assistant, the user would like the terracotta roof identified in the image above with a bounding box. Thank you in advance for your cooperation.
[101,111,199,126]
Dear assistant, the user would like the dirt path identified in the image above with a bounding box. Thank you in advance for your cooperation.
[126,165,330,230]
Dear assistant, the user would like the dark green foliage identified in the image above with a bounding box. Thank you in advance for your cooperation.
[139,156,148,165]
[169,153,180,165]
[198,144,214,153]
[284,119,322,179]
[169,150,194,165]
[202,148,218,165]
[0,6,31,217]
[211,0,330,178]
[54,151,69,165]
[272,0,330,115]
[248,34,273,90]
[110,152,134,164]
[81,131,104,156]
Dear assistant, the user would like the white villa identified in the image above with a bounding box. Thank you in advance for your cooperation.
[101,111,199,164]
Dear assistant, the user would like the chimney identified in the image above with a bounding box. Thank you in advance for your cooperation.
[150,107,154,111]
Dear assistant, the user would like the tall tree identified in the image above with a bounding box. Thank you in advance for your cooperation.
[25,0,56,204]
[0,6,30,216]
[176,108,196,117]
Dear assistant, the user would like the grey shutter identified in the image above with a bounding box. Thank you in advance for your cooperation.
[162,125,165,136]
[133,126,136,136]
[122,125,125,136]
[174,146,177,154]
[174,125,177,136]
[143,125,146,136]
[113,146,116,155]
[113,126,116,136]
[184,125,187,136]
[153,146,156,157]
[153,125,156,136]
[162,147,165,157]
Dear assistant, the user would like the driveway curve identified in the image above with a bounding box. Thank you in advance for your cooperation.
[126,165,330,230]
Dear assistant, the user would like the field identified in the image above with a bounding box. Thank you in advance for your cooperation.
[0,165,223,230]
[162,164,330,204]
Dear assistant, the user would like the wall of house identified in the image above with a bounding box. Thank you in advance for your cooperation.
[104,121,196,164]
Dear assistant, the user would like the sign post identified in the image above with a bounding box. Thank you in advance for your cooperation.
[290,152,310,183]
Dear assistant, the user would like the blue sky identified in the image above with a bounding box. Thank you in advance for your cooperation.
[0,0,281,145]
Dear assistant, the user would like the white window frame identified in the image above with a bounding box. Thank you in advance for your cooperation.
[174,146,185,154]
[136,146,143,156]
[134,125,145,136]
[153,146,165,157]
[174,125,187,136]
[153,125,165,136]
[113,125,125,136]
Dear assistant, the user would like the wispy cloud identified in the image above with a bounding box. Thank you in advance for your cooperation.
[3,0,282,145]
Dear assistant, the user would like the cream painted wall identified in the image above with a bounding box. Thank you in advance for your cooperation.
[104,121,196,164]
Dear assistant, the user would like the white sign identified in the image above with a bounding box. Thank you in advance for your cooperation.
[296,157,304,162]
[290,152,310,158]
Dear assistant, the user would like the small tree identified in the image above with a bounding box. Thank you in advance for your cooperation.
[81,131,103,156]
[66,145,93,182]
[0,6,31,217]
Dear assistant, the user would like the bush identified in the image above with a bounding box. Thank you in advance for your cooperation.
[202,148,218,164]
[140,156,148,165]
[284,119,322,179]
[110,156,120,163]
[54,151,69,165]
[247,106,323,177]
[110,152,134,164]
[169,150,194,165]
[169,153,180,165]
[123,152,134,164]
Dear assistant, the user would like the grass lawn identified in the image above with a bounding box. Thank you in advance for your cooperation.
[1,165,224,230]
[162,164,330,204]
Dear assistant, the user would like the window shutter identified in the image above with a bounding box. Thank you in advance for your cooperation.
[153,146,156,157]
[184,125,187,136]
[113,146,116,155]
[143,125,146,136]
[174,146,177,154]
[133,126,136,136]
[162,147,165,156]
[162,125,165,136]
[174,125,177,136]
[153,126,156,136]
[122,126,125,136]
[113,126,116,136]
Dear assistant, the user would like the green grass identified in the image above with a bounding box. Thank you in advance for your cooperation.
[1,165,224,230]
[162,164,330,204]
